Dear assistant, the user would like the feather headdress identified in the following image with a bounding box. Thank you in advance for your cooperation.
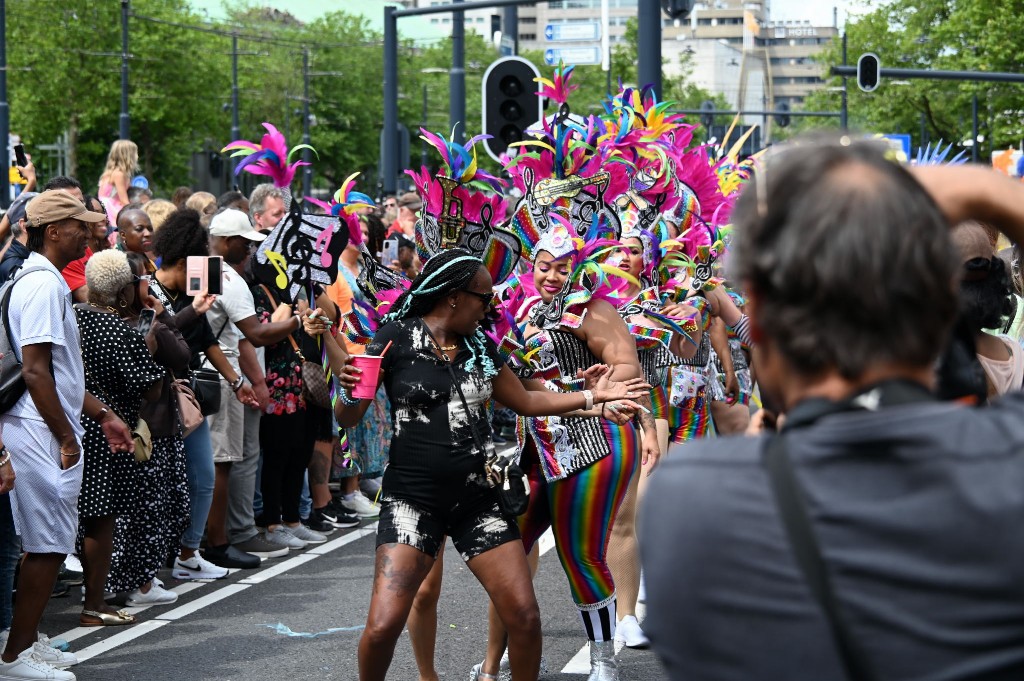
[304,172,374,248]
[222,122,316,189]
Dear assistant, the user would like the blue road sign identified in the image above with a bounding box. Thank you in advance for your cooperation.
[544,22,601,42]
[544,46,601,66]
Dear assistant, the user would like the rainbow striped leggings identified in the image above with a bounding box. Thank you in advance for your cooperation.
[518,422,639,641]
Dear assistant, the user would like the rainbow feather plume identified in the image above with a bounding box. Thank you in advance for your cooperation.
[534,61,578,104]
[416,128,504,192]
[222,122,317,188]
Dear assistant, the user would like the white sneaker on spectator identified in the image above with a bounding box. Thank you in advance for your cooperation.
[172,554,229,580]
[62,556,82,574]
[0,632,77,670]
[126,582,178,606]
[265,526,306,550]
[0,647,75,680]
[339,493,379,519]
[285,524,326,545]
[614,615,650,649]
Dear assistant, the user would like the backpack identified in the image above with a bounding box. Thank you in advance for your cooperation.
[0,265,58,412]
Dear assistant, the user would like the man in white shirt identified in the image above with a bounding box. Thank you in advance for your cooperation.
[0,192,132,680]
[202,209,321,568]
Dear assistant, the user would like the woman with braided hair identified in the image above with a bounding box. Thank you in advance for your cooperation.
[303,248,648,681]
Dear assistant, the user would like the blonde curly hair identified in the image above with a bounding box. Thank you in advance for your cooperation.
[85,249,133,308]
[143,199,176,232]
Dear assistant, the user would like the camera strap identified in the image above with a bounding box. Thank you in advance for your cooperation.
[763,379,933,681]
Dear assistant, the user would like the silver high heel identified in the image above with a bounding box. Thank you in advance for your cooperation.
[586,640,618,681]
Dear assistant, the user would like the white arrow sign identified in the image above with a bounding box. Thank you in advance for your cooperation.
[544,46,602,66]
[544,22,601,42]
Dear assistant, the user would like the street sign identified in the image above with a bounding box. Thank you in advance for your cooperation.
[499,34,515,57]
[881,134,911,161]
[544,46,601,66]
[544,22,601,42]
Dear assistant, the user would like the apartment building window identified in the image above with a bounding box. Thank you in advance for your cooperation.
[520,33,536,41]
[521,17,537,24]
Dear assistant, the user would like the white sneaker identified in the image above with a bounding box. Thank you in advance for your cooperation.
[614,615,650,649]
[172,554,229,580]
[339,493,379,519]
[0,647,75,680]
[61,556,82,574]
[283,524,326,545]
[126,582,178,606]
[0,633,77,671]
[265,526,306,550]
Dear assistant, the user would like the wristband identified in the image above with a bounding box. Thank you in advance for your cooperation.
[339,390,360,406]
[231,377,245,392]
[582,389,594,411]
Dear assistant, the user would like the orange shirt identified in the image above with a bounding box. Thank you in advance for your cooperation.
[325,274,364,356]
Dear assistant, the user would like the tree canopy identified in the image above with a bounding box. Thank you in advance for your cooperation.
[798,0,1024,158]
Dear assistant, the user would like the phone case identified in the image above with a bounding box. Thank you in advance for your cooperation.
[185,256,206,296]
[381,240,398,264]
[206,256,224,296]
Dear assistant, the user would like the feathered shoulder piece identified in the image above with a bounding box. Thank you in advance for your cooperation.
[222,122,315,189]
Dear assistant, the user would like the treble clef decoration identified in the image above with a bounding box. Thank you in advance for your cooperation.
[436,176,466,249]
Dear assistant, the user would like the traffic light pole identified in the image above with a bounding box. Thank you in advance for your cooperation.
[674,108,841,118]
[383,0,572,197]
[450,0,465,145]
[638,0,662,98]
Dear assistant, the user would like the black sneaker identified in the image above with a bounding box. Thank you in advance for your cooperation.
[302,510,336,534]
[202,543,261,569]
[325,500,361,528]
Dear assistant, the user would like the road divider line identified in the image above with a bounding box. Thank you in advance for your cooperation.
[50,525,379,663]
[73,620,170,663]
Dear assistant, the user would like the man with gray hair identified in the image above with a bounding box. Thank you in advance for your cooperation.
[641,138,1024,680]
[249,184,286,233]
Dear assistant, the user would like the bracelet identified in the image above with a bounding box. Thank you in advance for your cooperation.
[231,377,245,392]
[338,390,360,406]
[96,406,110,422]
[582,389,594,411]
[0,448,10,468]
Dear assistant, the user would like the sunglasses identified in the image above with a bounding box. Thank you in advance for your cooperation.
[462,289,493,305]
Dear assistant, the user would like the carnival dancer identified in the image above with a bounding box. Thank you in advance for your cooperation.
[331,130,649,681]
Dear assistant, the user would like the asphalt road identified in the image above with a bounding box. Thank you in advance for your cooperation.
[38,521,668,680]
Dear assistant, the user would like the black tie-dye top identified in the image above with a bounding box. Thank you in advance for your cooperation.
[367,318,504,510]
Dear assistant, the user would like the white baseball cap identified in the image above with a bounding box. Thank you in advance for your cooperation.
[209,208,266,241]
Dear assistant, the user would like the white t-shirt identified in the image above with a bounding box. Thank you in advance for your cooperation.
[6,252,85,441]
[205,267,256,373]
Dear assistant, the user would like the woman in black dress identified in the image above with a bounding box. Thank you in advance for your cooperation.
[105,251,192,605]
[75,249,164,626]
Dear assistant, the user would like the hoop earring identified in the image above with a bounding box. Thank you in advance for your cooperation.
[117,298,128,309]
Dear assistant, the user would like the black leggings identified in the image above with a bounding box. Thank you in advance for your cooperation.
[260,409,317,525]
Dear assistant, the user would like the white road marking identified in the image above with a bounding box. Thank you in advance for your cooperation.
[562,644,590,673]
[50,524,379,663]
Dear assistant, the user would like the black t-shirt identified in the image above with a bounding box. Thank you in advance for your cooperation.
[150,278,217,370]
[640,392,1024,681]
[367,318,503,511]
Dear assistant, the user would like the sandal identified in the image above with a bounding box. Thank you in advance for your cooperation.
[80,609,136,626]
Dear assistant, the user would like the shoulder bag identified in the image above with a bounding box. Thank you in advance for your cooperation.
[258,284,331,409]
[420,320,528,517]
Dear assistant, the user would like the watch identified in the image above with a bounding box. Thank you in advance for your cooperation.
[97,406,110,422]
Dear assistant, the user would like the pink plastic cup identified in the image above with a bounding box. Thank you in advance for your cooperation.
[350,355,383,399]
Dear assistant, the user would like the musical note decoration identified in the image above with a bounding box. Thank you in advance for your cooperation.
[253,201,352,303]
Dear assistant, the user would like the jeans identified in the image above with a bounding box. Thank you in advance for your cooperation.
[0,495,20,630]
[227,408,261,544]
[181,419,215,550]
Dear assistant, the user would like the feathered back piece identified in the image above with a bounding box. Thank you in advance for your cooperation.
[913,140,969,166]
[405,128,520,285]
[222,122,316,189]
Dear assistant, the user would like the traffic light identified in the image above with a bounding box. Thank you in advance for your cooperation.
[699,100,716,130]
[661,0,695,20]
[774,101,791,128]
[857,53,881,92]
[481,56,543,162]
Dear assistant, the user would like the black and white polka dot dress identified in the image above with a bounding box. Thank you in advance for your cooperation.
[74,308,164,519]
